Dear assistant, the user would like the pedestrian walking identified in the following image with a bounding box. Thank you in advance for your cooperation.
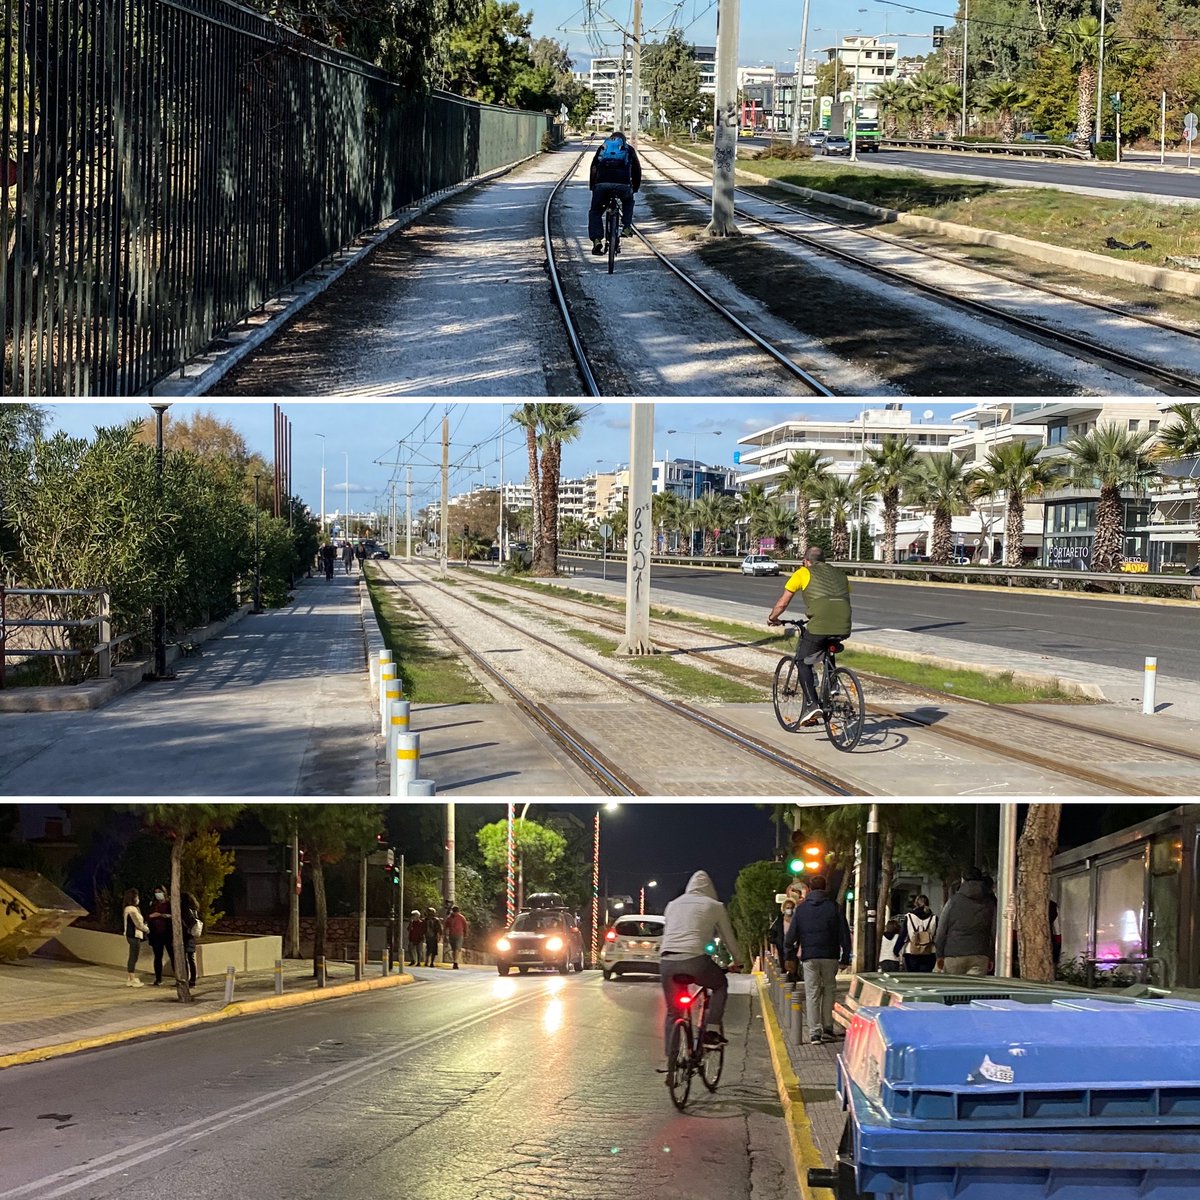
[321,541,337,581]
[935,868,996,977]
[355,542,367,570]
[784,874,851,1043]
[444,905,468,969]
[122,889,150,987]
[180,891,202,988]
[423,907,442,967]
[903,896,938,973]
[768,900,795,972]
[145,884,176,986]
[406,910,425,966]
[342,542,354,574]
[879,918,905,972]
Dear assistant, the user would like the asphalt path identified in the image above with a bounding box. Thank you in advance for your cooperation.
[567,561,1200,681]
[0,969,794,1200]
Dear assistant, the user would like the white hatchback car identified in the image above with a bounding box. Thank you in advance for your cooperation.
[601,914,665,980]
[741,553,781,576]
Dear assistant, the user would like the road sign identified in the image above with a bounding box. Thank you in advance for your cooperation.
[1186,113,1198,130]
[599,523,612,538]
[1108,92,1122,113]
[367,848,394,867]
[659,107,666,118]
[560,104,568,116]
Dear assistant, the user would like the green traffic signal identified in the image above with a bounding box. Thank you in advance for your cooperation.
[788,857,804,874]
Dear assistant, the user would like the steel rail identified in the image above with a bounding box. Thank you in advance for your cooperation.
[648,148,1200,395]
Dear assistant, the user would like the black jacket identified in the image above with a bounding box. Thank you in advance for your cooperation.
[785,890,852,963]
[589,141,642,191]
[935,880,996,958]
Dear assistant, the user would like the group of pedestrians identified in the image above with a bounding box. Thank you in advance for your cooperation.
[317,540,365,580]
[405,905,469,969]
[121,885,202,989]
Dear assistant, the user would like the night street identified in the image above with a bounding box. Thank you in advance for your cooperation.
[0,968,795,1200]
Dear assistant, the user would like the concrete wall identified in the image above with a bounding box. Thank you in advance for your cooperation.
[55,926,282,978]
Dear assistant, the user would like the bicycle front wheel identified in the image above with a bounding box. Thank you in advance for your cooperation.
[666,1019,693,1110]
[772,656,804,731]
[606,208,617,274]
[701,1035,724,1091]
[825,665,865,752]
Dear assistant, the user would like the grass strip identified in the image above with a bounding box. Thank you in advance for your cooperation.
[365,573,491,704]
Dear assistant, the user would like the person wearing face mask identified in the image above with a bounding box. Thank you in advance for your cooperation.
[145,884,176,986]
[768,902,795,972]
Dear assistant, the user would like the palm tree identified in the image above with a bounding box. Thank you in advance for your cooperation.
[513,406,542,558]
[813,476,857,560]
[1154,404,1200,553]
[560,517,592,550]
[979,441,1060,568]
[979,79,1030,143]
[933,81,964,137]
[689,492,737,555]
[1061,424,1158,573]
[1056,17,1123,146]
[652,490,683,553]
[910,454,973,564]
[735,482,770,555]
[857,436,922,564]
[533,404,585,576]
[757,500,797,556]
[778,449,831,553]
[907,70,944,138]
[610,502,629,548]
[872,79,911,138]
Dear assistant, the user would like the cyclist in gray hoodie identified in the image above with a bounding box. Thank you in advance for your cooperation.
[659,871,743,1054]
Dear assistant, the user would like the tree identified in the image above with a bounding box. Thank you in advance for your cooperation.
[814,57,851,105]
[932,81,965,135]
[978,441,1059,568]
[1154,404,1200,553]
[814,476,857,561]
[653,490,684,552]
[689,491,737,555]
[1015,803,1061,981]
[477,818,568,908]
[1056,16,1125,144]
[729,860,793,959]
[736,483,770,554]
[757,500,797,555]
[907,70,946,138]
[872,79,912,137]
[779,449,831,553]
[1061,424,1158,573]
[180,830,236,928]
[513,405,542,559]
[642,30,707,128]
[534,404,585,575]
[911,454,973,564]
[979,80,1030,141]
[857,437,922,565]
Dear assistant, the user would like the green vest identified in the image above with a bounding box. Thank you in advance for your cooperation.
[802,562,851,636]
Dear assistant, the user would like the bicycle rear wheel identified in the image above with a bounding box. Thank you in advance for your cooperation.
[666,1019,693,1110]
[606,206,617,274]
[825,665,865,752]
[700,1036,724,1091]
[772,656,804,731]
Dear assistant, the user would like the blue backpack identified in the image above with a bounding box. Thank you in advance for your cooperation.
[597,135,630,166]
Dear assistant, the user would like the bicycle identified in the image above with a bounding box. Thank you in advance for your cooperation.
[602,192,622,275]
[665,972,725,1110]
[771,617,865,752]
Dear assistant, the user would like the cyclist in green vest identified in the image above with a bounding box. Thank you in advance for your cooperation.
[767,546,852,726]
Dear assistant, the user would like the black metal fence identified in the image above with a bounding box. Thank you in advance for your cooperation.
[2,0,551,396]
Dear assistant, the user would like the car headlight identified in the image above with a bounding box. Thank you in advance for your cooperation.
[545,937,564,952]
[496,938,511,953]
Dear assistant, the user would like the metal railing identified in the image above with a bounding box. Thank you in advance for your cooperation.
[881,137,1092,160]
[0,586,134,687]
[1,0,551,396]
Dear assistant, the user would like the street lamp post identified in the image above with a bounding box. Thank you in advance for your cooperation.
[640,879,657,914]
[316,434,326,538]
[342,452,350,539]
[253,474,263,614]
[148,402,171,680]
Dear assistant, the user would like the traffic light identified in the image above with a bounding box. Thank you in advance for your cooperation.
[788,830,806,875]
[932,24,944,48]
[788,831,825,875]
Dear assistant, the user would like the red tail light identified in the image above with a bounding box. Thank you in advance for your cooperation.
[605,929,618,941]
[677,992,695,1006]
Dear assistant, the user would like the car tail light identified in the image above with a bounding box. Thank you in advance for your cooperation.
[605,929,618,941]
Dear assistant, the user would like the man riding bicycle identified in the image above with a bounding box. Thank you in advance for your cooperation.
[767,546,852,727]
[659,871,743,1057]
[588,129,642,257]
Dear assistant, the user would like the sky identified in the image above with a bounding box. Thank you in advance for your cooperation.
[35,401,968,521]
[526,0,945,70]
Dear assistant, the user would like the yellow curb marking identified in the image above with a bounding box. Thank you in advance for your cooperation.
[0,973,414,1071]
[755,971,835,1200]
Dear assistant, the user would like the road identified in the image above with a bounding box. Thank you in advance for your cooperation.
[566,561,1200,682]
[0,969,796,1200]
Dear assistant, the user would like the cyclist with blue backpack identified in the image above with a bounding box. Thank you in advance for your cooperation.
[588,130,642,256]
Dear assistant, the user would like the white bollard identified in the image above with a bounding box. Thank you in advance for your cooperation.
[1143,656,1158,715]
[407,778,436,796]
[371,649,392,695]
[391,732,420,797]
[380,677,402,738]
[378,663,396,716]
[386,699,411,759]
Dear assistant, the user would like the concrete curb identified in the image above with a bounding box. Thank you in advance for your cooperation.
[0,603,254,714]
[153,153,543,396]
[754,971,833,1200]
[0,972,414,1071]
[667,142,1200,297]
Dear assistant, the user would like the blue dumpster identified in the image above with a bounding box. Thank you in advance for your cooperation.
[833,996,1200,1199]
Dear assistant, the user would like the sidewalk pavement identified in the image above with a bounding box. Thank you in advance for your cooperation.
[0,573,382,796]
[0,952,413,1068]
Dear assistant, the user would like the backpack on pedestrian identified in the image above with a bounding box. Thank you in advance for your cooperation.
[906,912,936,956]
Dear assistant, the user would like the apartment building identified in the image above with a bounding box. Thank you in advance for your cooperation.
[589,44,716,129]
[822,35,898,98]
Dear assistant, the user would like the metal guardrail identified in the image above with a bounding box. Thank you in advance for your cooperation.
[0,587,123,687]
[881,136,1092,160]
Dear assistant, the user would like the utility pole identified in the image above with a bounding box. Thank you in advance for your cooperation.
[707,0,742,237]
[1094,0,1107,147]
[790,0,812,144]
[619,34,628,129]
[406,466,413,561]
[444,803,456,907]
[996,804,1018,976]
[863,805,880,971]
[288,821,300,958]
[440,413,449,577]
[630,0,643,141]
[358,851,367,979]
[498,407,507,564]
[960,0,970,138]
[616,403,657,656]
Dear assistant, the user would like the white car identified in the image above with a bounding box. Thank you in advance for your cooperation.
[601,914,665,980]
[741,553,781,576]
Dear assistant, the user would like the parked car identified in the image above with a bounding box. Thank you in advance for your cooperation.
[601,915,665,981]
[951,554,972,566]
[369,548,390,559]
[822,135,852,157]
[805,130,827,148]
[902,554,931,563]
[741,553,781,576]
[1017,131,1051,143]
[495,908,584,976]
[738,127,759,139]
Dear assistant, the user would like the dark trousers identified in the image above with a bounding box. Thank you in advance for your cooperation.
[660,954,728,1056]
[324,558,335,580]
[424,938,439,965]
[185,950,197,987]
[795,630,848,706]
[150,936,175,982]
[588,184,634,240]
[904,953,937,973]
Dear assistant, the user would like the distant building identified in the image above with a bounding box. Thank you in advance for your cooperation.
[590,44,715,130]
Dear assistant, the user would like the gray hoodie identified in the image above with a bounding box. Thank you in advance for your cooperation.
[660,871,743,962]
[935,878,996,959]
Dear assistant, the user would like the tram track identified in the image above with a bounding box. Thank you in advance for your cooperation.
[447,568,1198,797]
[645,146,1200,396]
[543,146,834,397]
[381,562,865,797]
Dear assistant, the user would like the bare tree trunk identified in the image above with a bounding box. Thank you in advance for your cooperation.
[1015,803,1061,981]
[312,857,327,977]
[170,837,192,1003]
[882,492,899,564]
[877,827,896,958]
